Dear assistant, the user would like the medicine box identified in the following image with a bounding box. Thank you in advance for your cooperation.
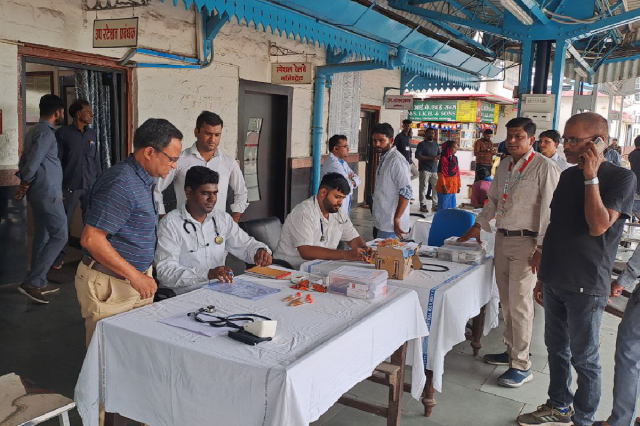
[328,266,388,299]
[436,244,486,265]
[375,245,423,280]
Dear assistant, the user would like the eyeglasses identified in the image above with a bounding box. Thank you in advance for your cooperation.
[560,135,600,146]
[154,148,180,164]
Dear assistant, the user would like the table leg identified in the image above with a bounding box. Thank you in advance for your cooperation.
[470,305,487,357]
[422,369,436,417]
[387,343,408,426]
[58,411,71,426]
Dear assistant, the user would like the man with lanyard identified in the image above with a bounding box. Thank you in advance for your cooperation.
[539,129,570,171]
[75,118,183,347]
[518,113,635,426]
[473,129,495,182]
[274,173,371,270]
[53,99,101,269]
[394,119,414,164]
[460,117,560,388]
[155,166,272,294]
[415,128,441,212]
[16,94,67,304]
[320,134,361,214]
[155,111,248,221]
[372,122,412,239]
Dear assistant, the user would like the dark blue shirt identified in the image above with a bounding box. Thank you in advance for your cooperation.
[85,155,158,271]
[18,119,63,199]
[57,125,101,191]
[415,140,440,172]
[393,132,413,163]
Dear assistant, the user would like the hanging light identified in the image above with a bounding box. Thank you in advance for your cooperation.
[500,0,534,25]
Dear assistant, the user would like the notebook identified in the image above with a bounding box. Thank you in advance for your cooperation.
[245,266,291,280]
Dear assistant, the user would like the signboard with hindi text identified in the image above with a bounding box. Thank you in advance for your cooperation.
[271,62,312,84]
[385,95,414,110]
[93,18,138,48]
[409,99,499,124]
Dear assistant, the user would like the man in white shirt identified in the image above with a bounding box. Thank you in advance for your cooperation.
[320,134,361,215]
[371,123,412,239]
[155,166,271,294]
[539,129,570,171]
[155,111,249,222]
[274,173,371,270]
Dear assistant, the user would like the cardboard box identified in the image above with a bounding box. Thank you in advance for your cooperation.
[374,245,422,280]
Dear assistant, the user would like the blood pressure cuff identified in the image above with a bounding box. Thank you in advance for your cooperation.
[228,329,273,346]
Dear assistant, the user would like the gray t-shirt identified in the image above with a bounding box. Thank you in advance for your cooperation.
[539,163,636,296]
[414,140,440,172]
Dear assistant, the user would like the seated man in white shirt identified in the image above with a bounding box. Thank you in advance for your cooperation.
[274,173,372,270]
[155,166,272,294]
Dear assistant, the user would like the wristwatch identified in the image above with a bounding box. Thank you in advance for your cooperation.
[584,177,599,186]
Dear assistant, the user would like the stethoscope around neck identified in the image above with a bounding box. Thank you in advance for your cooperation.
[183,217,224,252]
[315,196,348,243]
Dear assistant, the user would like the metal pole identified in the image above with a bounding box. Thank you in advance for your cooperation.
[607,94,614,136]
[518,40,535,115]
[617,95,625,143]
[571,76,581,116]
[310,74,326,196]
[533,40,552,94]
[551,39,568,129]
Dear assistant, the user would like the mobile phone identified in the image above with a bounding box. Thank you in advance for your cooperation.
[579,137,607,165]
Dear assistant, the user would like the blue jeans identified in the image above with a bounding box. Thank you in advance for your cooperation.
[544,285,608,426]
[607,287,640,426]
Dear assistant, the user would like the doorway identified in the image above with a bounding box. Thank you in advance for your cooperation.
[360,106,380,206]
[237,80,292,222]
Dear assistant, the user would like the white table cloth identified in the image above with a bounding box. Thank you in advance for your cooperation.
[75,276,428,426]
[301,255,499,393]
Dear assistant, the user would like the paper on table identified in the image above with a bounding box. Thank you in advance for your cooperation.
[204,278,281,301]
[158,311,231,337]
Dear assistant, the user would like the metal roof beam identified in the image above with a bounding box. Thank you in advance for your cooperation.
[520,0,549,24]
[389,1,508,37]
[422,20,496,56]
[561,8,640,39]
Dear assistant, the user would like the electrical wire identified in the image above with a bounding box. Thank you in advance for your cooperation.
[543,9,599,24]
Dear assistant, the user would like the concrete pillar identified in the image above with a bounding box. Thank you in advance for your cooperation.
[551,39,568,129]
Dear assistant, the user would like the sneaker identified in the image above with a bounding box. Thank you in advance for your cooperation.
[40,284,60,295]
[498,368,533,388]
[517,400,573,425]
[50,260,64,270]
[484,351,509,365]
[420,205,429,212]
[18,283,49,304]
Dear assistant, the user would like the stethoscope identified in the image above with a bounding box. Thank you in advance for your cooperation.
[187,306,271,328]
[316,196,349,243]
[183,217,224,252]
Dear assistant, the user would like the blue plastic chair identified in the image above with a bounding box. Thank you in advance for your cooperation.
[427,209,476,247]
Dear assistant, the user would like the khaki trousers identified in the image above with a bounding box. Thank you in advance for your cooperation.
[75,261,153,347]
[494,233,537,370]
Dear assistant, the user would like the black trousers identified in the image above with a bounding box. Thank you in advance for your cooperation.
[54,188,89,265]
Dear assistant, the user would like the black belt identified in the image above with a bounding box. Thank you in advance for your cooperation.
[497,229,538,238]
[82,255,126,280]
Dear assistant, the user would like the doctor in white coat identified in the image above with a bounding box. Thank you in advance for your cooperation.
[320,134,361,215]
[155,166,272,294]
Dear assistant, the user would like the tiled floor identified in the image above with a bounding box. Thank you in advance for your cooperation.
[0,173,633,426]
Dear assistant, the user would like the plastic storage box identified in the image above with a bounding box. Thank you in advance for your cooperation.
[328,266,388,299]
[437,244,486,265]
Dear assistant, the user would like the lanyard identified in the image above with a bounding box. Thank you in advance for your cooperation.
[499,151,535,213]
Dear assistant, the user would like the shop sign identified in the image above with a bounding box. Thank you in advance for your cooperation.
[93,18,138,48]
[410,99,499,123]
[408,100,457,121]
[479,101,499,124]
[385,95,414,110]
[271,62,312,84]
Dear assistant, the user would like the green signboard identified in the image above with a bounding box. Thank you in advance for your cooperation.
[409,99,499,124]
[479,101,497,124]
[408,100,457,122]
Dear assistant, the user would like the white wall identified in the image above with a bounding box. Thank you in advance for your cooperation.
[0,0,345,168]
[361,68,403,132]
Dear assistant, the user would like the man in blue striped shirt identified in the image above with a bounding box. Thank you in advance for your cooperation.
[74,118,183,346]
